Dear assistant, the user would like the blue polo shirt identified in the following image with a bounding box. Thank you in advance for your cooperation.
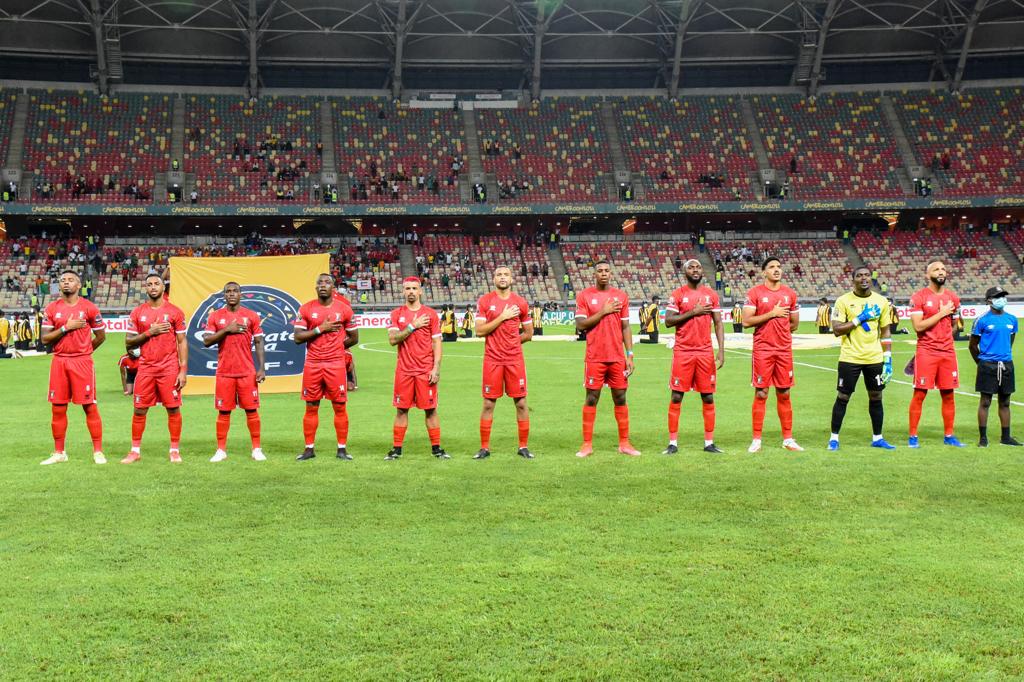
[971,310,1017,362]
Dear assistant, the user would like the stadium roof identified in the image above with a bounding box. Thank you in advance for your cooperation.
[1,0,1022,95]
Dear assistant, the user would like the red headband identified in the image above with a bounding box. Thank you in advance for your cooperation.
[402,276,421,285]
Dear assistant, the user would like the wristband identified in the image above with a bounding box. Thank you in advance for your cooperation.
[314,326,322,335]
[882,350,892,358]
[60,325,66,334]
[406,324,415,333]
[625,350,634,357]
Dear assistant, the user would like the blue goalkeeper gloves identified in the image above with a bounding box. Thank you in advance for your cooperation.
[855,303,881,331]
[881,352,893,385]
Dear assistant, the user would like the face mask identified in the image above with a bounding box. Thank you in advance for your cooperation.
[992,297,1007,310]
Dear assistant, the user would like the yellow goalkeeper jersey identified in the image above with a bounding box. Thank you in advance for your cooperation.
[832,291,891,364]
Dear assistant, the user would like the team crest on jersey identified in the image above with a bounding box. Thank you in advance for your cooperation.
[187,285,302,379]
[762,298,769,303]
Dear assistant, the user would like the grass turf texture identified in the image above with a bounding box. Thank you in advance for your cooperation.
[2,323,1024,679]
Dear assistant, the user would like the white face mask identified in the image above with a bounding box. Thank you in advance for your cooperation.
[992,297,1007,311]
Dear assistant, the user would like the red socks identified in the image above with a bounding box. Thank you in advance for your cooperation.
[667,402,681,440]
[427,427,441,447]
[909,389,926,437]
[216,412,230,450]
[302,404,319,446]
[167,411,182,451]
[582,405,596,444]
[83,403,103,452]
[702,401,715,441]
[245,410,261,448]
[940,390,956,436]
[752,395,767,439]
[776,392,793,440]
[332,402,348,445]
[131,412,147,448]
[614,405,630,443]
[479,418,493,450]
[51,404,68,453]
[517,419,530,448]
[393,424,407,448]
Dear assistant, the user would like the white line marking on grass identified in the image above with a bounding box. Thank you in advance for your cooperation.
[725,348,1024,407]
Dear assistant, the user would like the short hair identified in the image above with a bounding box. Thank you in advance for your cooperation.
[145,273,163,282]
[494,264,512,273]
[853,266,871,275]
[926,258,945,269]
[223,281,240,290]
[59,269,80,279]
[761,256,780,270]
[594,259,611,268]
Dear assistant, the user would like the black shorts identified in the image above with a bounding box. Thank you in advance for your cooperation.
[837,361,885,395]
[126,369,137,383]
[975,360,1015,395]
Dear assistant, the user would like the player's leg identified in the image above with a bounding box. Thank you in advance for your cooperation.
[505,362,531,458]
[212,376,236,461]
[977,392,993,446]
[475,397,497,459]
[577,386,602,458]
[332,403,351,459]
[776,388,802,451]
[166,407,182,462]
[909,351,936,447]
[611,384,640,456]
[997,392,1019,445]
[908,388,928,447]
[862,362,894,449]
[664,390,684,455]
[513,396,532,458]
[155,368,184,461]
[236,374,264,459]
[213,410,232,461]
[71,357,104,462]
[424,406,448,459]
[43,358,71,464]
[750,387,769,453]
[829,362,857,450]
[388,407,409,459]
[700,394,721,453]
[122,406,149,463]
[937,353,963,446]
[298,400,321,460]
[245,409,264,459]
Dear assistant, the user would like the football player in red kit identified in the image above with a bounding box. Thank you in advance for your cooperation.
[293,273,359,460]
[202,281,266,462]
[40,270,107,465]
[664,259,726,454]
[473,265,534,460]
[122,273,188,463]
[386,277,447,460]
[743,256,804,453]
[574,260,640,458]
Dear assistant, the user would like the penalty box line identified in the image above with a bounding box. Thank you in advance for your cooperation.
[724,348,1024,408]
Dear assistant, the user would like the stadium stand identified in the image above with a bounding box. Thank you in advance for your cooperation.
[610,96,757,200]
[332,97,463,205]
[892,87,1024,197]
[751,93,903,198]
[476,98,612,202]
[853,227,1023,299]
[0,88,17,171]
[412,234,561,304]
[23,89,171,202]
[184,95,319,204]
[561,237,699,301]
[709,238,853,299]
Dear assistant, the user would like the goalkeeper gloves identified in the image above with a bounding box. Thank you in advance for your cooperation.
[855,303,881,331]
[881,352,893,385]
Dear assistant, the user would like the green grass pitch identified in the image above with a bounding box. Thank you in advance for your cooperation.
[2,324,1024,679]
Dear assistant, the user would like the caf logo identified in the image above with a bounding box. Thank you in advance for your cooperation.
[187,284,303,379]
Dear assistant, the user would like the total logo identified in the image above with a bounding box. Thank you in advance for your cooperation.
[187,284,303,378]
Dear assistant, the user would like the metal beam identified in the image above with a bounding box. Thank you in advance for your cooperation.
[952,0,988,90]
[529,2,559,100]
[808,0,840,96]
[245,0,258,98]
[388,0,424,98]
[668,0,699,98]
[79,0,109,94]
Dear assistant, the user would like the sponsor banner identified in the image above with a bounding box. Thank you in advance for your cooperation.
[168,254,329,396]
[9,195,1024,218]
[356,279,372,291]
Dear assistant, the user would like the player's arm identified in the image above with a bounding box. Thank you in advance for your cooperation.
[788,310,799,333]
[254,335,266,382]
[476,306,519,337]
[126,321,172,349]
[831,303,857,336]
[91,328,106,350]
[40,315,87,345]
[712,310,725,369]
[120,364,129,394]
[344,328,359,349]
[621,317,635,376]
[910,300,956,333]
[968,328,981,363]
[203,326,230,347]
[428,335,442,384]
[576,299,620,332]
[175,331,189,390]
[294,315,342,344]
[742,304,788,328]
[519,319,533,344]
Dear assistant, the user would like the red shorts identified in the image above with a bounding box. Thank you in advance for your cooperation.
[482,358,527,399]
[670,352,717,393]
[215,374,260,411]
[752,351,794,388]
[48,355,97,405]
[302,362,347,403]
[584,360,628,390]
[133,366,182,408]
[914,351,959,390]
[345,350,353,372]
[393,372,438,410]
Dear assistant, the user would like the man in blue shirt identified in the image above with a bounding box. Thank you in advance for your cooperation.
[969,286,1021,447]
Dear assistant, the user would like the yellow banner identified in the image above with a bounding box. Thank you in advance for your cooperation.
[169,254,330,395]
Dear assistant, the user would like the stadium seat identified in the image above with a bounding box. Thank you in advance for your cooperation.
[560,238,699,302]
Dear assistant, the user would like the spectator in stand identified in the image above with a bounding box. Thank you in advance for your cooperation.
[941,152,951,171]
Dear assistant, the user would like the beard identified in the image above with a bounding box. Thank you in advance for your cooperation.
[686,274,702,285]
[930,275,946,287]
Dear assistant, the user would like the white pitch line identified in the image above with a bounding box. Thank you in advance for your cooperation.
[724,348,1024,407]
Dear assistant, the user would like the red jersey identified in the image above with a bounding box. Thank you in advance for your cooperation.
[203,305,264,377]
[909,287,961,354]
[118,353,140,372]
[128,301,186,371]
[389,305,441,376]
[476,291,531,365]
[42,298,103,357]
[575,286,630,363]
[293,297,357,364]
[744,283,800,353]
[668,285,720,353]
